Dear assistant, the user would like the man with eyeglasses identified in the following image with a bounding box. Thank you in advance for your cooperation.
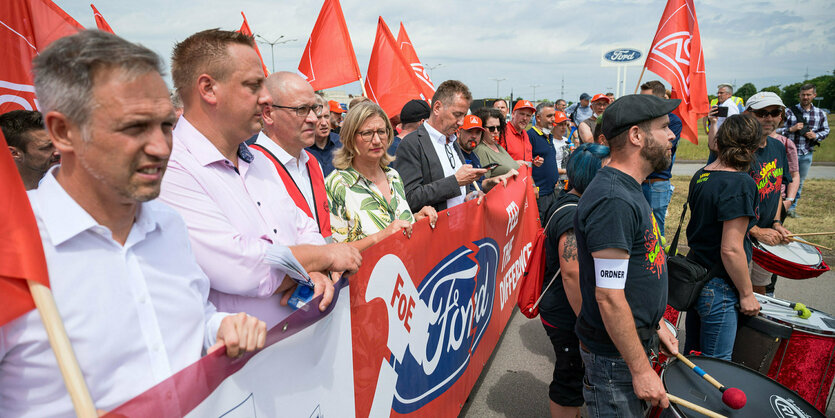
[394,80,487,212]
[160,30,362,329]
[306,94,342,177]
[248,72,333,241]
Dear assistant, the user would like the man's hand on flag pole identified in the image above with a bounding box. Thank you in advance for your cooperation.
[210,312,268,358]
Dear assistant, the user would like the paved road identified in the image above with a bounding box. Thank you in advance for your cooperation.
[673,162,835,179]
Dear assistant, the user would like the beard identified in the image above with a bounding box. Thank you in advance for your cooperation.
[641,136,671,172]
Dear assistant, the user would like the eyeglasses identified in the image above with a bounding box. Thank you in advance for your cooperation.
[271,104,323,117]
[444,143,458,169]
[752,108,783,118]
[358,129,388,142]
[485,126,501,132]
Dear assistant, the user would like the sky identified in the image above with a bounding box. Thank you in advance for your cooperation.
[57,0,835,103]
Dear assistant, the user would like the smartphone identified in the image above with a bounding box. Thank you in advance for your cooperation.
[288,284,314,310]
[715,106,729,118]
[483,162,500,170]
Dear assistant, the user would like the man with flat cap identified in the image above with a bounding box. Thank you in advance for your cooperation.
[574,94,679,415]
[389,99,430,156]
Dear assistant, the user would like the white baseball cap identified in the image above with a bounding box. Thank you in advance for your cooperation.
[746,91,784,110]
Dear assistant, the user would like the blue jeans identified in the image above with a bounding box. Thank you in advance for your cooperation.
[642,180,673,236]
[580,348,646,417]
[687,277,739,360]
[791,152,813,211]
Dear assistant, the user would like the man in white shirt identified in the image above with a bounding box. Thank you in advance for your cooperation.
[160,30,361,329]
[0,30,266,417]
[250,72,332,239]
[711,83,740,131]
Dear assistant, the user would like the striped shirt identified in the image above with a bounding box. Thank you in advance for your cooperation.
[780,104,830,155]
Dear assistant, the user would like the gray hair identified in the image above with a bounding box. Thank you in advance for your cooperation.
[33,30,163,128]
[717,83,734,94]
[535,101,554,116]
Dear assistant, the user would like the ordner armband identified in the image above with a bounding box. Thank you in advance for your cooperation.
[594,258,628,289]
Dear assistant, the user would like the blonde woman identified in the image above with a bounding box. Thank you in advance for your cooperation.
[326,102,437,250]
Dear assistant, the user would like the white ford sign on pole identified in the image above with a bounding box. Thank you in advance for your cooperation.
[601,47,644,98]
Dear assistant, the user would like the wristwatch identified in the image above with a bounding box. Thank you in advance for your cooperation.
[785,197,795,202]
[772,219,783,226]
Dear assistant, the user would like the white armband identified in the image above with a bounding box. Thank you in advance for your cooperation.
[594,258,628,289]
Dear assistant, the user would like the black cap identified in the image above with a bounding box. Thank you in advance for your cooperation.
[399,99,431,124]
[601,94,681,140]
[579,92,591,101]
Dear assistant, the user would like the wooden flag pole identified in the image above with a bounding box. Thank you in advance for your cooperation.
[28,280,97,417]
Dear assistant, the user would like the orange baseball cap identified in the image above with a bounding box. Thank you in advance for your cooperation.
[461,115,486,131]
[513,100,535,112]
[591,93,612,103]
[553,110,568,124]
[328,100,346,113]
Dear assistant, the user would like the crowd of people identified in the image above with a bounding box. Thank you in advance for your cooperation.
[0,27,830,417]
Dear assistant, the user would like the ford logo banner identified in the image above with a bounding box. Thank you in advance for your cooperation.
[603,48,642,64]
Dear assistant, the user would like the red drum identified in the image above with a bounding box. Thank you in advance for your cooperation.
[649,355,824,417]
[733,294,835,413]
[752,239,830,279]
[651,319,678,375]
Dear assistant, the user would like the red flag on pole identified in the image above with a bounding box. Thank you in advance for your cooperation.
[396,22,435,102]
[643,0,708,144]
[298,0,362,91]
[0,131,51,327]
[0,0,83,114]
[364,17,425,118]
[238,12,270,77]
[90,3,114,33]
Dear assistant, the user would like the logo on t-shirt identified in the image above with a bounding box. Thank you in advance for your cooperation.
[644,213,666,279]
[753,158,784,199]
[696,172,710,184]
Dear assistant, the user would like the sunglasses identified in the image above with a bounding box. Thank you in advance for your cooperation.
[485,126,501,132]
[752,108,782,118]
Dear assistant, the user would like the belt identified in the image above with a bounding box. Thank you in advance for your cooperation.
[642,178,668,185]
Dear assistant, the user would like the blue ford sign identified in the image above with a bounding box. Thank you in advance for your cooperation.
[603,48,642,64]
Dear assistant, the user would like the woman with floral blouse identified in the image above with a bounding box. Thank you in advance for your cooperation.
[325,102,437,250]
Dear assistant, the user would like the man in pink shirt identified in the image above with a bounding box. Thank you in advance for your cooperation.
[160,29,361,329]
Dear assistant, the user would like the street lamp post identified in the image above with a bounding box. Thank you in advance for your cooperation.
[424,63,443,80]
[254,34,298,73]
[490,77,506,98]
[529,84,541,102]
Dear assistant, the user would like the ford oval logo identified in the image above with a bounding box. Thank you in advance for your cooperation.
[604,48,642,63]
[392,238,498,413]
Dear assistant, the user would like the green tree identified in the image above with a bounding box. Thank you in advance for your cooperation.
[735,83,757,102]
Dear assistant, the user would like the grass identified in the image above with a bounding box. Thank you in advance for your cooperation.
[666,176,835,260]
[675,114,835,162]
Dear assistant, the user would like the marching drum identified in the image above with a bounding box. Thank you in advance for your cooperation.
[651,319,679,375]
[752,239,830,279]
[733,294,835,412]
[657,355,824,417]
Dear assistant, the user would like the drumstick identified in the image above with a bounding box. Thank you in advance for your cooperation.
[759,297,813,319]
[673,353,746,409]
[667,394,728,418]
[788,231,835,237]
[787,236,832,251]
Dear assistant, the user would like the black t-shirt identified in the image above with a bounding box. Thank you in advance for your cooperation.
[686,169,758,281]
[574,166,668,357]
[540,192,581,330]
[750,137,791,228]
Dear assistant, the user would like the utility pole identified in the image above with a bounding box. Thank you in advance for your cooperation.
[561,75,565,99]
[490,77,506,99]
[255,34,297,73]
[529,84,542,102]
[424,63,443,80]
[804,67,810,80]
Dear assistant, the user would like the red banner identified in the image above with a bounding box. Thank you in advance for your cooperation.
[297,0,361,91]
[0,0,83,114]
[643,0,709,144]
[350,168,540,416]
[364,17,426,118]
[238,12,270,77]
[396,22,435,102]
[91,3,114,33]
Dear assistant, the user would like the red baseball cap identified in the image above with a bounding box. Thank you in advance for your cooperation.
[328,100,346,113]
[461,115,486,131]
[513,100,535,112]
[553,110,568,124]
[591,93,612,103]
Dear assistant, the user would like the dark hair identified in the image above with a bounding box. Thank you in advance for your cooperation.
[0,110,44,150]
[640,80,666,97]
[431,80,472,107]
[566,143,610,194]
[493,99,508,107]
[473,107,506,144]
[172,29,255,103]
[715,114,762,171]
[800,83,816,93]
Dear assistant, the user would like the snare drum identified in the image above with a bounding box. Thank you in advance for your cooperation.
[654,355,824,417]
[733,294,835,412]
[753,239,830,279]
[651,319,679,375]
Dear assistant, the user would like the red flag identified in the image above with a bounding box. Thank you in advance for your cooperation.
[643,0,709,144]
[0,131,50,327]
[298,0,361,91]
[0,0,83,114]
[364,17,425,118]
[238,12,269,77]
[396,22,435,102]
[90,3,114,33]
